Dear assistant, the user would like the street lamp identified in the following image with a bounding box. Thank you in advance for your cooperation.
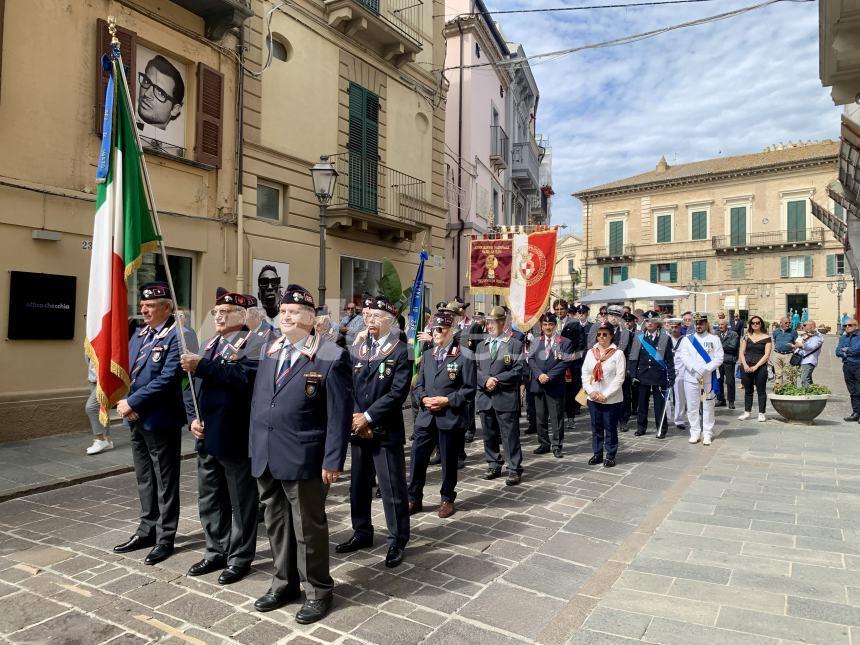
[310,155,338,308]
[684,280,701,311]
[827,273,848,333]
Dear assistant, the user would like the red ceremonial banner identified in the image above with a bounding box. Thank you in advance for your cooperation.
[469,238,513,294]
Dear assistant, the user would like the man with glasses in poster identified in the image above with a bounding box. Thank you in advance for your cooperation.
[257,266,283,323]
[136,55,185,153]
[837,319,860,423]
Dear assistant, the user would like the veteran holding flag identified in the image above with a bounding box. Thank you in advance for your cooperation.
[675,312,724,445]
[627,311,675,438]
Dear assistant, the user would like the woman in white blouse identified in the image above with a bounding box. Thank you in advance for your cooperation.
[581,322,627,468]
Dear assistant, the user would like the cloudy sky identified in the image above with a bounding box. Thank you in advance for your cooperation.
[484,0,840,234]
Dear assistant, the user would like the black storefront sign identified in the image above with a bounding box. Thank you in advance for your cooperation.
[8,272,77,340]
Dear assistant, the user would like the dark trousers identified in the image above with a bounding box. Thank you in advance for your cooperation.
[621,376,633,423]
[130,425,181,546]
[589,401,621,458]
[466,400,477,438]
[636,383,667,433]
[526,390,537,433]
[197,452,259,567]
[718,361,737,404]
[479,409,523,474]
[630,379,640,416]
[844,363,860,415]
[570,359,585,416]
[350,440,410,548]
[257,469,332,600]
[535,390,564,450]
[742,365,768,413]
[409,421,460,503]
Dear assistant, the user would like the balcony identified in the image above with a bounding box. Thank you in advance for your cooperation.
[327,151,428,241]
[324,0,423,66]
[590,244,636,262]
[490,125,509,171]
[170,0,252,39]
[712,228,826,253]
[527,192,548,224]
[512,137,543,192]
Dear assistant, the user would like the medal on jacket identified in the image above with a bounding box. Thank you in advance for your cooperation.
[151,345,165,363]
[447,362,460,381]
[380,360,394,379]
[304,372,322,398]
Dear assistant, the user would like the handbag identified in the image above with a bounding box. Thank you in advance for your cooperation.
[789,336,822,367]
[575,388,588,407]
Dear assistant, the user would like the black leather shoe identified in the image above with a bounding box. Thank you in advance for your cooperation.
[603,458,616,468]
[408,500,423,515]
[295,596,333,624]
[464,432,475,443]
[505,473,521,486]
[254,588,301,612]
[335,534,373,554]
[619,425,629,433]
[675,424,687,431]
[634,429,646,437]
[385,545,404,568]
[728,403,736,410]
[553,448,563,459]
[588,454,603,465]
[218,565,251,585]
[188,557,227,576]
[715,400,726,408]
[428,451,441,466]
[524,428,537,435]
[483,468,502,480]
[845,413,860,422]
[113,535,154,554]
[533,445,550,454]
[144,544,173,565]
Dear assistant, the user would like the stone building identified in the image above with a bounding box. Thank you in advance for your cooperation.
[575,142,852,327]
[551,234,583,303]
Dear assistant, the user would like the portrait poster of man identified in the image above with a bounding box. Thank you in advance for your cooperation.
[252,259,289,322]
[135,45,187,156]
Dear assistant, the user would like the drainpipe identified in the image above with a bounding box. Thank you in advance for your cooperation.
[456,17,465,300]
[235,26,246,294]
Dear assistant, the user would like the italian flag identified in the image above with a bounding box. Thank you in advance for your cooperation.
[507,227,558,331]
[85,59,159,425]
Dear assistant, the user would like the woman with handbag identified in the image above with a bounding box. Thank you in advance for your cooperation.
[738,316,772,421]
[581,322,626,468]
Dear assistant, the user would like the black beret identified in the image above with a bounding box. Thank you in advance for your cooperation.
[363,295,397,316]
[139,281,171,300]
[279,284,315,309]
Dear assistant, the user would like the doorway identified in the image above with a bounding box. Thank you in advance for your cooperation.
[785,294,808,318]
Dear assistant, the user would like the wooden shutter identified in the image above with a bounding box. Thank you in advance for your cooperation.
[730,207,746,246]
[669,263,678,283]
[804,255,812,278]
[348,82,380,212]
[657,215,671,243]
[621,266,629,281]
[650,264,657,283]
[608,221,623,255]
[195,63,224,167]
[691,211,706,240]
[827,254,835,277]
[692,260,706,281]
[95,19,137,135]
[604,267,610,285]
[780,257,788,278]
[787,201,806,242]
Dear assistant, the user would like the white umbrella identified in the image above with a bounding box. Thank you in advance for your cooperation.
[580,278,689,304]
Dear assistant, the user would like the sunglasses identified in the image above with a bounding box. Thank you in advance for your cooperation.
[751,321,762,325]
[847,323,857,328]
[259,278,281,288]
[596,332,612,337]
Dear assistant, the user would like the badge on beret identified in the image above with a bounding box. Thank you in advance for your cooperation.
[503,354,512,365]
[305,372,322,398]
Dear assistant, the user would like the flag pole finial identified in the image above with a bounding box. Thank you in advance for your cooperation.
[107,16,121,58]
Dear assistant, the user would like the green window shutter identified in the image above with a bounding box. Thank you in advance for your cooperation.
[730,207,746,246]
[348,83,379,213]
[691,211,707,241]
[835,203,845,221]
[669,262,678,283]
[604,267,610,285]
[650,263,657,283]
[358,0,380,12]
[657,215,671,243]
[692,260,706,281]
[787,201,806,242]
[621,266,629,281]
[804,255,812,277]
[608,221,623,255]
[780,256,788,278]
[827,254,835,277]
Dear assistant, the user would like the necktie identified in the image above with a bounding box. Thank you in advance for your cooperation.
[212,336,225,359]
[275,343,292,386]
[131,328,156,383]
[436,346,446,365]
[490,339,499,360]
[370,339,379,361]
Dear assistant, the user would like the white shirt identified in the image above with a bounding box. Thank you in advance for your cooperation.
[276,335,308,374]
[581,343,626,405]
[796,331,824,366]
[676,332,724,384]
[367,332,391,360]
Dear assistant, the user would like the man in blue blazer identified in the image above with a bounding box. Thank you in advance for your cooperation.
[528,312,574,458]
[114,282,195,565]
[409,310,476,519]
[248,284,352,625]
[336,295,411,568]
[180,289,263,585]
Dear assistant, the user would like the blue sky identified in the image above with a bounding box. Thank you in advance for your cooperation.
[485,0,841,234]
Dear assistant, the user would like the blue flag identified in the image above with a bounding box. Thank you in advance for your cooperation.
[407,251,429,362]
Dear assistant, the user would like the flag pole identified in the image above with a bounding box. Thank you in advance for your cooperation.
[108,18,201,422]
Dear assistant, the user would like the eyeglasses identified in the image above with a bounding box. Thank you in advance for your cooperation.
[258,278,281,288]
[210,307,239,317]
[364,312,386,321]
[138,72,176,104]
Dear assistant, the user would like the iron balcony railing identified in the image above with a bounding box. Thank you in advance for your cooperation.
[330,151,427,226]
[590,244,636,260]
[355,0,423,45]
[490,125,509,167]
[527,192,548,223]
[712,227,826,250]
[512,137,541,189]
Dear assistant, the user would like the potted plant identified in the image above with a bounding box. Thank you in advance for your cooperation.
[770,365,831,425]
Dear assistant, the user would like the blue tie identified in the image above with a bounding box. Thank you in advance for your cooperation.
[275,344,292,386]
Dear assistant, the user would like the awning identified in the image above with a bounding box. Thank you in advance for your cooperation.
[580,278,689,304]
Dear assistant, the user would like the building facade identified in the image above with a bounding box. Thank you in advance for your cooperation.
[575,142,852,328]
[551,234,583,303]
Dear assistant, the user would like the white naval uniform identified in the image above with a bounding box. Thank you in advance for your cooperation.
[667,335,688,428]
[675,332,724,440]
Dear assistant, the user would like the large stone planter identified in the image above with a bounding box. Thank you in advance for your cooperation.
[769,394,830,425]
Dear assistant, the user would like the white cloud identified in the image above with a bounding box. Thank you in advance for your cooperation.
[488,0,841,233]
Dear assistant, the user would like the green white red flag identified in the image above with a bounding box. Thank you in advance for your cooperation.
[85,59,159,425]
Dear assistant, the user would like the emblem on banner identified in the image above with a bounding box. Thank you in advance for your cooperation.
[515,244,547,286]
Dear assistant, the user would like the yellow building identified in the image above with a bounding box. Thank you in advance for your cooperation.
[0,0,447,441]
[575,142,853,327]
[551,234,583,303]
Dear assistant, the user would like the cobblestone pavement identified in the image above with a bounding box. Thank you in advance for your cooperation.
[0,342,857,644]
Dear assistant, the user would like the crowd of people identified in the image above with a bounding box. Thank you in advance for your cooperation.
[87,281,844,625]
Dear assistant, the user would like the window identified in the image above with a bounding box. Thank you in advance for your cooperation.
[827,254,845,276]
[603,266,628,285]
[475,43,481,58]
[650,262,677,283]
[340,256,382,307]
[492,188,499,226]
[608,220,624,255]
[729,206,747,246]
[348,83,379,212]
[256,181,284,222]
[268,35,289,62]
[730,259,745,279]
[691,210,708,241]
[567,259,575,274]
[787,200,807,242]
[691,260,707,281]
[656,214,672,243]
[655,300,674,315]
[128,251,195,325]
[835,202,845,221]
[781,255,812,279]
